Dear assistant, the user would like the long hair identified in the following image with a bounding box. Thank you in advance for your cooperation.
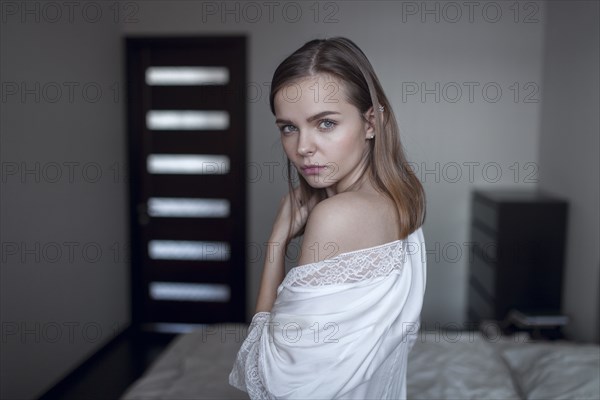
[269,37,426,240]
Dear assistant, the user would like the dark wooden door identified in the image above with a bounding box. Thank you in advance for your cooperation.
[126,36,247,332]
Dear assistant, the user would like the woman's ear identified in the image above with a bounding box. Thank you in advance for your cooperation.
[363,106,376,138]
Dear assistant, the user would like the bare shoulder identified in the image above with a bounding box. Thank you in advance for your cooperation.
[298,191,399,265]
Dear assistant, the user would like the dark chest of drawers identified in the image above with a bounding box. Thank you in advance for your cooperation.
[467,189,568,323]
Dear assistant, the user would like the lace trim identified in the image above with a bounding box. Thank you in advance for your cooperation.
[229,312,272,399]
[281,240,406,288]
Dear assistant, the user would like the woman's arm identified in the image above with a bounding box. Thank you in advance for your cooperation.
[254,187,315,314]
[254,235,287,313]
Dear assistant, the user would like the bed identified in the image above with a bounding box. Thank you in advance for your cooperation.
[121,322,600,400]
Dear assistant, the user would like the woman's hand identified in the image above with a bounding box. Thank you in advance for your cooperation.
[270,186,319,245]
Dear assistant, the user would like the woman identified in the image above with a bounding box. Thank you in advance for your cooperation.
[229,37,427,399]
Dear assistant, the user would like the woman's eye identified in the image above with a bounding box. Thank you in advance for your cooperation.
[279,125,297,134]
[319,119,337,131]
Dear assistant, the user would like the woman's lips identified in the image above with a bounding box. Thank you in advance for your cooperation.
[301,165,326,175]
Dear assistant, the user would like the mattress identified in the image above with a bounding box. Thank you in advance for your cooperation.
[121,323,600,399]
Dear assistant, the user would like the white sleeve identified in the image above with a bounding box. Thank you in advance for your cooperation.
[228,311,272,398]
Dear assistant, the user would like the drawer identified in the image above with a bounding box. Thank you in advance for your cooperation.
[468,277,494,319]
[470,252,495,296]
[470,224,497,262]
[473,198,498,231]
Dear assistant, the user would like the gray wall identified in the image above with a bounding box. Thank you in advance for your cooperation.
[0,9,128,400]
[537,0,600,343]
[1,1,598,399]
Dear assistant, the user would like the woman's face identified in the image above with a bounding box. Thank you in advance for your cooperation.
[273,74,375,197]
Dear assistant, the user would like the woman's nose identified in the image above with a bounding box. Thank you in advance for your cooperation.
[297,133,316,156]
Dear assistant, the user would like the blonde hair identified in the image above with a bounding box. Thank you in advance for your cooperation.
[269,37,426,240]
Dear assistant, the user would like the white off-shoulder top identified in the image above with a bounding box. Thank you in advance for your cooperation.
[229,227,427,399]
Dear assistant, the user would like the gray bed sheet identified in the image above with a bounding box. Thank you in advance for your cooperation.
[121,323,600,400]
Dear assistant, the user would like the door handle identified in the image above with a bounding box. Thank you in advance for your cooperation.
[137,202,149,226]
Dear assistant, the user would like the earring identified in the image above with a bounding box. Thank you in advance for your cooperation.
[368,134,375,139]
[377,105,385,112]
